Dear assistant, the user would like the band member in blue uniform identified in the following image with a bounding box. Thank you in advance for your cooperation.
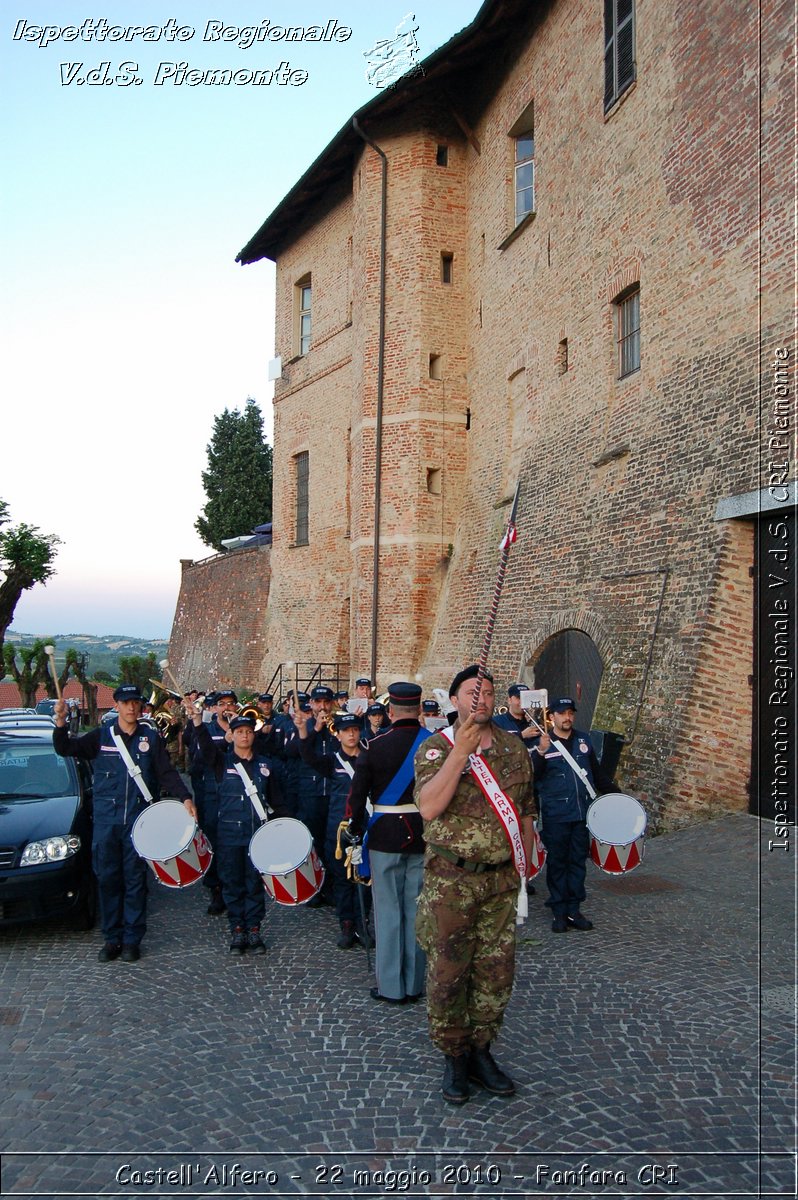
[190,710,287,955]
[192,689,236,915]
[294,686,338,904]
[53,685,195,963]
[532,696,613,932]
[296,710,366,947]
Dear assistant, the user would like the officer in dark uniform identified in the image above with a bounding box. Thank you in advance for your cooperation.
[190,711,287,955]
[348,681,432,1003]
[493,683,536,755]
[53,685,195,963]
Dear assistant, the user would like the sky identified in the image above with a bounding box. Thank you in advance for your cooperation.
[1,0,476,639]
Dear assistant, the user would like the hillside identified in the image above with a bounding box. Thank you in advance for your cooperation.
[3,630,169,681]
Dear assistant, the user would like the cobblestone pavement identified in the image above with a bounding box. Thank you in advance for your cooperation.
[0,813,794,1199]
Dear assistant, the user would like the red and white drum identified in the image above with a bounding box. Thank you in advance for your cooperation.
[586,793,647,875]
[131,799,213,889]
[527,821,547,880]
[249,818,325,906]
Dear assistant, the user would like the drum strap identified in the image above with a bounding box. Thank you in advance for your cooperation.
[334,752,355,779]
[110,729,154,805]
[233,761,272,822]
[440,726,528,924]
[549,737,597,800]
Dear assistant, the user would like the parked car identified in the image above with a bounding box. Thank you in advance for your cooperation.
[0,714,56,729]
[0,727,95,928]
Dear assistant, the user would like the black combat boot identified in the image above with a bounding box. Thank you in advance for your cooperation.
[228,927,247,956]
[336,920,357,949]
[467,1043,516,1095]
[441,1055,470,1105]
[247,927,266,955]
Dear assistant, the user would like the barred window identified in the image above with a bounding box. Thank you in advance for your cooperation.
[616,287,640,377]
[295,451,309,545]
[604,0,636,111]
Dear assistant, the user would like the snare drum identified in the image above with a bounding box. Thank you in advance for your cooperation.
[249,818,325,906]
[586,793,647,875]
[131,799,213,888]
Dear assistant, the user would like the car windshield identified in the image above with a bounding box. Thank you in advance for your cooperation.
[0,742,75,799]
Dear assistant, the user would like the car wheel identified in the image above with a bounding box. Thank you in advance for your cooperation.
[71,877,98,931]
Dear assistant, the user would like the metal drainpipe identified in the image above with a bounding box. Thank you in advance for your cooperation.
[352,118,387,685]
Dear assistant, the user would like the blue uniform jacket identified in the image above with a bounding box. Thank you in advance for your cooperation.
[532,728,612,823]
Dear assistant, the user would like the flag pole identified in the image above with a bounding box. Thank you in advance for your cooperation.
[471,481,521,714]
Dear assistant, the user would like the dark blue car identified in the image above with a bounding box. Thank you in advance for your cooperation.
[0,727,95,927]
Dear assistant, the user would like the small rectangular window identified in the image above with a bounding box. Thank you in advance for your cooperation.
[441,253,453,284]
[296,276,311,356]
[429,353,443,380]
[514,135,535,224]
[436,144,449,167]
[558,338,569,375]
[295,451,309,545]
[605,0,636,111]
[616,288,640,377]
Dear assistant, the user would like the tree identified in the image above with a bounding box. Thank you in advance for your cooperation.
[195,398,273,551]
[0,500,60,667]
[3,640,50,707]
[117,653,161,694]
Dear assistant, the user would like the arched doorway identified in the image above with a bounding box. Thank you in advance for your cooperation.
[531,629,604,727]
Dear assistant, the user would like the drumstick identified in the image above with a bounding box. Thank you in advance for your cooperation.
[159,658,183,696]
[44,645,61,700]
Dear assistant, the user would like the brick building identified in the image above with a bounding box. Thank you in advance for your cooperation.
[229,0,793,828]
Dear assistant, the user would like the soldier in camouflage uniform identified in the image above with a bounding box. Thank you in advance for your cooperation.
[413,664,536,1105]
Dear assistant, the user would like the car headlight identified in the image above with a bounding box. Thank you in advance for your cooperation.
[20,835,81,865]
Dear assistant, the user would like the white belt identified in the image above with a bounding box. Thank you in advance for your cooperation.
[373,803,417,814]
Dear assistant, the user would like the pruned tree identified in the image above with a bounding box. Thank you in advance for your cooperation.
[3,640,50,707]
[195,397,273,551]
[0,500,60,668]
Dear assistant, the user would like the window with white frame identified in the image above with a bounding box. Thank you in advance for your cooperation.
[514,133,535,225]
[616,286,640,377]
[296,276,311,356]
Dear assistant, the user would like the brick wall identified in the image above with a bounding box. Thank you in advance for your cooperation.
[168,547,271,692]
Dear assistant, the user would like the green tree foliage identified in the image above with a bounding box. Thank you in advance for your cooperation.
[195,398,273,551]
[118,653,161,694]
[3,640,50,707]
[0,500,60,666]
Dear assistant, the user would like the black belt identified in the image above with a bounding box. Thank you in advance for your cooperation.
[430,844,512,874]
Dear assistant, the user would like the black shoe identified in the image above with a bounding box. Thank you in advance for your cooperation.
[442,1055,470,1104]
[567,912,594,931]
[207,888,226,916]
[337,921,357,949]
[468,1044,515,1096]
[551,915,569,932]
[229,928,247,956]
[404,992,425,1004]
[98,942,121,963]
[369,987,405,1005]
[306,893,324,908]
[247,928,266,956]
[119,944,140,963]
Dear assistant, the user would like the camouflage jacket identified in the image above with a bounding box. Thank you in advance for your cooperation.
[413,721,535,864]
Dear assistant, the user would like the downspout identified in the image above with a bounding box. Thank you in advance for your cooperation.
[352,117,387,685]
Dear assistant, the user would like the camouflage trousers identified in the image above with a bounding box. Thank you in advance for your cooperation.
[415,856,518,1056]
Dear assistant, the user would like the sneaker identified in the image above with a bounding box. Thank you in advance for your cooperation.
[247,928,266,956]
[97,942,121,963]
[229,928,247,956]
[551,915,569,933]
[567,912,594,931]
[207,888,226,916]
[119,944,140,963]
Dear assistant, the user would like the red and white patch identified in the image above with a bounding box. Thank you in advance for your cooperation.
[425,747,442,761]
[259,765,270,776]
[138,739,150,753]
